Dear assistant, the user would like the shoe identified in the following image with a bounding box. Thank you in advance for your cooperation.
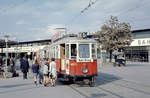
[44,83,47,87]
[39,81,42,84]
[34,81,37,86]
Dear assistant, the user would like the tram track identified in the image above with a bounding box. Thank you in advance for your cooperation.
[98,78,150,96]
[97,77,150,88]
[68,83,126,98]
[96,86,125,98]
[121,79,150,88]
[66,76,150,98]
[68,84,90,98]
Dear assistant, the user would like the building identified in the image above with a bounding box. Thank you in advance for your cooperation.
[1,29,150,62]
[0,39,17,56]
[0,39,51,59]
[125,29,150,62]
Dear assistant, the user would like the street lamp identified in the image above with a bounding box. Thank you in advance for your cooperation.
[4,35,9,69]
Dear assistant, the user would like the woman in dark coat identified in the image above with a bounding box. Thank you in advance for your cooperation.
[20,57,29,79]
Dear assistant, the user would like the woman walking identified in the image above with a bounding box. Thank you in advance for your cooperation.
[31,60,39,86]
[20,56,29,79]
[43,59,49,87]
[49,58,57,87]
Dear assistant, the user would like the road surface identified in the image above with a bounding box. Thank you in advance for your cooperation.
[0,62,150,98]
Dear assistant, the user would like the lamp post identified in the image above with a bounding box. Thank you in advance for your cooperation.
[4,35,9,69]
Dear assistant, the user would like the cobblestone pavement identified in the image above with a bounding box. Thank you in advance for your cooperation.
[0,62,150,98]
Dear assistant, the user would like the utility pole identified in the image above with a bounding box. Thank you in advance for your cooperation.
[4,35,9,70]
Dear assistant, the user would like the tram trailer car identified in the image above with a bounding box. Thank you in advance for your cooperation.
[40,35,98,86]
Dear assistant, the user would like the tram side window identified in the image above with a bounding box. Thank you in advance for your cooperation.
[49,48,52,58]
[44,50,46,58]
[92,44,96,59]
[66,45,69,59]
[55,46,59,59]
[71,44,76,59]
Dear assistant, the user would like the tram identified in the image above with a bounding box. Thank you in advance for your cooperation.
[38,34,98,86]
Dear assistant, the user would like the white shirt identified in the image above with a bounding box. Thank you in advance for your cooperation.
[43,64,48,74]
[49,61,57,77]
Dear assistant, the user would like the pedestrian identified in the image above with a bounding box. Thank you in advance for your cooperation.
[0,56,6,78]
[31,60,39,86]
[142,56,145,62]
[39,58,45,84]
[10,57,15,76]
[20,56,29,79]
[49,58,57,87]
[43,59,49,87]
[0,56,3,67]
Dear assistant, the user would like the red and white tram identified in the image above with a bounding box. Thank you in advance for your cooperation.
[39,34,98,86]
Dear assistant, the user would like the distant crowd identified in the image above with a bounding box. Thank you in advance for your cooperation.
[0,55,57,87]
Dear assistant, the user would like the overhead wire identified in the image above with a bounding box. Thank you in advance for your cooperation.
[116,0,150,22]
[118,0,150,30]
[117,0,144,17]
[87,0,150,31]
[80,0,98,14]
[67,0,99,32]
[68,0,99,24]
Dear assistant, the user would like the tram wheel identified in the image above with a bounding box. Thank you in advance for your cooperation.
[89,77,96,87]
[89,81,95,87]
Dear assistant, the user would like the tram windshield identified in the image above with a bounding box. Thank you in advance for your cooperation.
[79,44,90,58]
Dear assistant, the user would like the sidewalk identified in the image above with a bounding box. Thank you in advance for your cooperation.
[98,61,150,67]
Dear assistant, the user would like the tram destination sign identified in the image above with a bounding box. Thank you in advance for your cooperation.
[77,58,93,62]
[130,38,150,46]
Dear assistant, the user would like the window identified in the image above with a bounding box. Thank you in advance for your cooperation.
[66,44,69,59]
[79,44,89,58]
[71,44,76,59]
[92,44,96,59]
[55,46,58,59]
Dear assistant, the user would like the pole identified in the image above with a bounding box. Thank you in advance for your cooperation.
[100,45,103,68]
[4,35,9,70]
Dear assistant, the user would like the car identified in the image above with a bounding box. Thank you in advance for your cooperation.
[113,56,126,67]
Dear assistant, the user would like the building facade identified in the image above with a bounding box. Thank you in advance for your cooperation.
[125,29,150,62]
[0,39,51,59]
[1,29,150,62]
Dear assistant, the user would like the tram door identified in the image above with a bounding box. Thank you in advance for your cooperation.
[60,44,66,73]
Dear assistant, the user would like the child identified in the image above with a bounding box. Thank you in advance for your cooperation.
[32,60,39,86]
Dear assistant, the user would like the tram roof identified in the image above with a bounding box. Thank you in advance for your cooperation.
[50,36,96,47]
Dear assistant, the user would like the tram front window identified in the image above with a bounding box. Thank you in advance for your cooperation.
[79,44,89,58]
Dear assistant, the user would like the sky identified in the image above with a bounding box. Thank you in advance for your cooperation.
[0,0,150,42]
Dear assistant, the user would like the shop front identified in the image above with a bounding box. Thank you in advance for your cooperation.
[125,38,150,62]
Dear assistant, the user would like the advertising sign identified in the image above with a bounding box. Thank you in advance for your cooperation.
[130,38,150,46]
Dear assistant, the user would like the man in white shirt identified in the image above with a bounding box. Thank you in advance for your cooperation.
[49,58,57,87]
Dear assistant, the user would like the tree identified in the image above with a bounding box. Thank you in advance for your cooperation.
[96,16,132,62]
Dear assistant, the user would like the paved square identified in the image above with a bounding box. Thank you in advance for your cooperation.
[0,62,150,98]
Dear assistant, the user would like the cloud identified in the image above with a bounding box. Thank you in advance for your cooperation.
[42,1,59,9]
[0,0,150,41]
[47,24,66,35]
[28,25,67,41]
[16,20,26,25]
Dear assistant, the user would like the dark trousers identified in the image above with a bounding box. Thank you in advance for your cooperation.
[23,72,27,79]
[39,72,43,82]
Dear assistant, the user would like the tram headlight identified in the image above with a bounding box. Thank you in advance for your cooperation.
[82,68,88,74]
